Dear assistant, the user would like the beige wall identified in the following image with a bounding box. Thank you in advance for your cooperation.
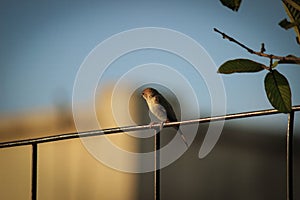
[0,85,139,200]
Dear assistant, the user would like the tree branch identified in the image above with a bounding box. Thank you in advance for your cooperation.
[214,28,300,63]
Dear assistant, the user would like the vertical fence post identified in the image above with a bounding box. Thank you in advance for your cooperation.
[32,143,38,200]
[286,111,294,200]
[154,129,160,200]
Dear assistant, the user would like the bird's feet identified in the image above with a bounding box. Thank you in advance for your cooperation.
[149,122,164,131]
[149,122,155,129]
[159,122,164,131]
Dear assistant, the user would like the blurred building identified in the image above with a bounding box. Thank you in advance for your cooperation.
[0,85,138,200]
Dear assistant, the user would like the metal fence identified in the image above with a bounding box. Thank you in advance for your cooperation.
[0,105,299,200]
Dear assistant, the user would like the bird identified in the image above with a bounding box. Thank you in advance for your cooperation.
[141,87,188,147]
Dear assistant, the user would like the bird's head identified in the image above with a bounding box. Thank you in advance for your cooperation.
[141,88,159,102]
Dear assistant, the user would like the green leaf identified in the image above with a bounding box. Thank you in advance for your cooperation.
[220,0,242,11]
[264,70,292,113]
[278,54,300,64]
[281,0,300,44]
[279,18,300,30]
[218,59,266,74]
[272,61,279,68]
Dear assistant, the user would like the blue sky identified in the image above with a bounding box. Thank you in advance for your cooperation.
[0,0,299,121]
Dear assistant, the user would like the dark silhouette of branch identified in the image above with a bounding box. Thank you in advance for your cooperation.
[214,28,300,63]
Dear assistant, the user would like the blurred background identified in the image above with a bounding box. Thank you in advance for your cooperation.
[0,0,299,199]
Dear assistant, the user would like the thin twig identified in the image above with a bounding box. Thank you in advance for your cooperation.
[214,28,300,63]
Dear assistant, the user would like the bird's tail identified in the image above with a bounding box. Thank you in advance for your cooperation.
[177,128,188,148]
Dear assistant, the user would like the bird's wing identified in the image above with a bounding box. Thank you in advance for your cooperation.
[157,95,178,122]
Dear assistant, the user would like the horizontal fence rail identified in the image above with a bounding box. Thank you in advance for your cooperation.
[1,105,299,149]
[0,105,299,200]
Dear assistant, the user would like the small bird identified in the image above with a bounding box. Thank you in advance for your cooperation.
[142,87,188,147]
